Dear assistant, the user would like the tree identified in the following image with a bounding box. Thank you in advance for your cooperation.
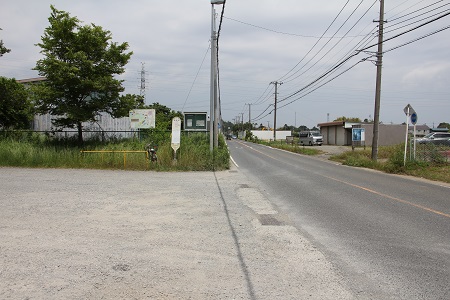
[0,77,34,129]
[33,6,139,144]
[0,28,11,57]
[144,102,183,131]
[437,122,450,130]
[334,116,362,123]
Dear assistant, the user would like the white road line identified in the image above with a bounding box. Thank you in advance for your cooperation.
[230,156,239,168]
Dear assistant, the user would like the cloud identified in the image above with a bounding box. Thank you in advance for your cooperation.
[402,62,450,87]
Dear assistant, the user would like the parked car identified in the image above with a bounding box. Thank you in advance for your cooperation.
[417,132,450,145]
[299,131,323,146]
[427,137,450,146]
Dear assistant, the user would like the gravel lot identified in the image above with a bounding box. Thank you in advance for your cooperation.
[0,166,354,299]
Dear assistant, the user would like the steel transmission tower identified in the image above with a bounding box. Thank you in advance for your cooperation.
[140,62,147,102]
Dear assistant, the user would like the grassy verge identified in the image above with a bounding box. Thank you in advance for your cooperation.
[255,140,322,156]
[329,144,450,184]
[0,132,229,171]
[245,136,449,183]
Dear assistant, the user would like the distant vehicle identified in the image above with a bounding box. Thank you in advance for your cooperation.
[232,135,237,139]
[431,138,450,146]
[417,132,450,145]
[299,131,323,146]
[226,134,232,140]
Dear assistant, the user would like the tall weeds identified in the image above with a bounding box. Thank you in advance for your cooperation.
[0,131,229,171]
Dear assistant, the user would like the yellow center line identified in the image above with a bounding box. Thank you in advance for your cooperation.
[235,140,450,219]
[323,175,450,219]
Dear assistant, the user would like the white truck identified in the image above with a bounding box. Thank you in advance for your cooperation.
[299,131,323,146]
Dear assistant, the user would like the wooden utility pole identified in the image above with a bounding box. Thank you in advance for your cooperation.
[270,81,282,141]
[371,0,385,161]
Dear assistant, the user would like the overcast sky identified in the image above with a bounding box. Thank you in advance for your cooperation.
[1,0,449,128]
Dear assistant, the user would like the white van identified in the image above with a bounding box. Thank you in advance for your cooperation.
[299,131,323,146]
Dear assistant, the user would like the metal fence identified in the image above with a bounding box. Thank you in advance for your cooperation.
[0,129,209,143]
[410,142,450,163]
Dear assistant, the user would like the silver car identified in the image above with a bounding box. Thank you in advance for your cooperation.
[417,132,450,145]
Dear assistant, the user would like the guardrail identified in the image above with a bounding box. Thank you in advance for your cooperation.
[80,150,149,169]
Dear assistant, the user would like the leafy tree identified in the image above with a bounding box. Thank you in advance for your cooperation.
[33,6,139,144]
[280,124,295,131]
[437,122,450,130]
[334,116,361,122]
[222,120,234,133]
[0,77,34,129]
[297,125,309,132]
[0,28,11,57]
[144,102,183,130]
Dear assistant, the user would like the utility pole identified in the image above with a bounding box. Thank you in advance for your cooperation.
[371,0,385,161]
[246,103,251,124]
[270,81,282,141]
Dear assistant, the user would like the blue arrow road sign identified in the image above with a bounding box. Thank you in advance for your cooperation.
[411,112,418,125]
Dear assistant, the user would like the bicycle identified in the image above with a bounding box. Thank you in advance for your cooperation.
[145,143,158,162]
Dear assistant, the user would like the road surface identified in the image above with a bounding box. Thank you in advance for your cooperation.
[228,139,450,299]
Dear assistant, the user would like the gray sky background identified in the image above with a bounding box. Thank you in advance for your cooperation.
[1,0,449,128]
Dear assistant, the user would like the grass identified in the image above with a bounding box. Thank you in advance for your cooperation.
[0,131,229,171]
[254,140,322,156]
[245,135,450,184]
[329,144,450,184]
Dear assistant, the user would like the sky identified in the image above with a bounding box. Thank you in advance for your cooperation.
[1,0,449,129]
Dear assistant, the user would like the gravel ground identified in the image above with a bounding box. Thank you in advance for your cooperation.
[0,166,355,299]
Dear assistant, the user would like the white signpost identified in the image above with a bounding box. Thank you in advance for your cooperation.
[171,117,181,161]
[411,112,418,160]
[403,104,416,165]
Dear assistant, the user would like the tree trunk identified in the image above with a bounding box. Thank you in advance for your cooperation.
[77,121,83,145]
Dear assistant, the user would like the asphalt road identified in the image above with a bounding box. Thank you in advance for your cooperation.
[228,139,450,299]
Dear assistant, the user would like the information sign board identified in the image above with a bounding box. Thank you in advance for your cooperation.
[129,109,156,129]
[352,128,365,142]
[184,112,207,131]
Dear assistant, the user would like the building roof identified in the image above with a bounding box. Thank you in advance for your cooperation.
[16,77,47,84]
[317,121,360,129]
[414,124,430,131]
[317,121,345,127]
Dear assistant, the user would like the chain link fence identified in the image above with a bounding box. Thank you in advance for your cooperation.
[411,142,450,164]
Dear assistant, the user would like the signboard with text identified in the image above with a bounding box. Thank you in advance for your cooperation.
[184,112,207,131]
[352,128,365,142]
[129,109,156,129]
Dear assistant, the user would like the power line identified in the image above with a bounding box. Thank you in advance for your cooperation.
[357,10,450,52]
[277,0,352,82]
[223,15,370,39]
[384,24,450,53]
[281,0,378,84]
[181,43,210,112]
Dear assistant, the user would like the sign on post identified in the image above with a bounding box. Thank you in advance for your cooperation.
[403,104,416,165]
[171,117,181,160]
[403,104,415,116]
[184,112,207,131]
[129,109,156,129]
[411,112,418,125]
[352,128,365,142]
